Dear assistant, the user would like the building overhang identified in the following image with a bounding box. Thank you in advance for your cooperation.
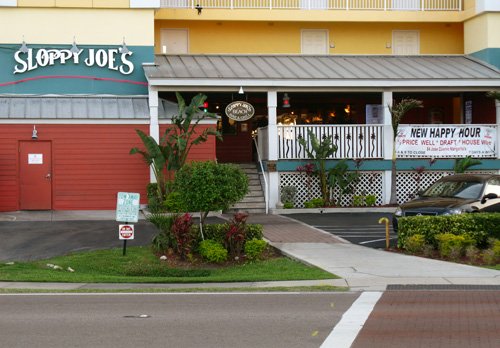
[143,54,500,92]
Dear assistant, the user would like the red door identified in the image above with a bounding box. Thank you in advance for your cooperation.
[19,141,52,210]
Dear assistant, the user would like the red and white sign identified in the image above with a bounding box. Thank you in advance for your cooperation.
[119,224,134,240]
[397,125,496,158]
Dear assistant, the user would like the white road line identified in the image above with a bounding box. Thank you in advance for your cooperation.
[359,237,398,245]
[320,291,383,348]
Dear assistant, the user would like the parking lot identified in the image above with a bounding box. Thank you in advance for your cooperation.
[285,212,397,249]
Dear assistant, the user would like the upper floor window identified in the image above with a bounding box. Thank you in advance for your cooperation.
[392,30,420,55]
[301,29,328,55]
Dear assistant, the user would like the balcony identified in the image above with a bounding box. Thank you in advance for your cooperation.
[160,0,462,11]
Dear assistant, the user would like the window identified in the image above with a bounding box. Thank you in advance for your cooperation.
[160,29,189,54]
[392,30,420,55]
[301,30,328,55]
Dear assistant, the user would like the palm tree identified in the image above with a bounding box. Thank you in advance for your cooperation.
[388,98,423,205]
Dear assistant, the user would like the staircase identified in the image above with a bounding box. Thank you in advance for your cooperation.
[226,163,267,214]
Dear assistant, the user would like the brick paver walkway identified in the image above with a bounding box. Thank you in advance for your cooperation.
[351,290,500,348]
[245,214,343,243]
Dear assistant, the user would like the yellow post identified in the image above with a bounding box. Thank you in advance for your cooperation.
[378,217,390,249]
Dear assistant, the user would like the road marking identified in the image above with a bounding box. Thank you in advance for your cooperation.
[359,237,398,245]
[320,291,383,348]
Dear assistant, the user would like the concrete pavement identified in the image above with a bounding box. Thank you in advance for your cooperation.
[0,211,499,291]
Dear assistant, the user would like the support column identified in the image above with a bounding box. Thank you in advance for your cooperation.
[382,90,394,205]
[149,87,159,183]
[267,90,280,209]
[496,100,500,163]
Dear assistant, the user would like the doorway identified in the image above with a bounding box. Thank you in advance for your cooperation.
[19,141,52,210]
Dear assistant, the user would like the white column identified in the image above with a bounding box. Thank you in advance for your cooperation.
[496,100,500,162]
[149,87,160,183]
[382,90,393,204]
[267,91,280,209]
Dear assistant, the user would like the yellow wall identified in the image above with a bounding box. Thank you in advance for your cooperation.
[155,21,463,55]
[0,8,154,45]
[17,0,130,8]
[464,14,489,53]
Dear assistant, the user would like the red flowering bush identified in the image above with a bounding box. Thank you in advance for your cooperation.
[172,213,195,260]
[225,213,248,257]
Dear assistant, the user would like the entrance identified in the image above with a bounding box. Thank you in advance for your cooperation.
[19,141,52,210]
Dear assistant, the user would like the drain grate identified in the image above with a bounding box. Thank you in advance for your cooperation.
[386,284,500,291]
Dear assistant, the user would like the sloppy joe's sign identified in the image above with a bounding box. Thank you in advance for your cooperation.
[13,48,134,75]
[225,101,255,121]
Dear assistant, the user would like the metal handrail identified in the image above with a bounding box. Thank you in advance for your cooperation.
[253,135,269,214]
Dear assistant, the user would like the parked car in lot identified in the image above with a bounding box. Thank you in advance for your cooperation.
[393,174,500,231]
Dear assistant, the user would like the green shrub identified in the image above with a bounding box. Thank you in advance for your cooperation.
[304,198,325,208]
[482,249,499,265]
[352,195,365,207]
[492,239,500,258]
[283,202,294,209]
[147,183,164,213]
[281,186,296,205]
[194,223,263,245]
[199,239,228,263]
[365,194,377,207]
[397,213,500,249]
[148,213,176,252]
[163,191,186,213]
[435,233,474,258]
[404,234,426,253]
[245,239,268,261]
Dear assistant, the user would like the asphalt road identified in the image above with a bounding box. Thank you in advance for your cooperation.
[0,292,359,348]
[286,213,397,249]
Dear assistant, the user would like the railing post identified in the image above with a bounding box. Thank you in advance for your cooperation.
[346,0,349,11]
[384,0,387,11]
[421,0,424,11]
[231,0,234,10]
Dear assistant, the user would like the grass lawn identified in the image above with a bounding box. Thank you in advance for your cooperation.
[0,246,337,283]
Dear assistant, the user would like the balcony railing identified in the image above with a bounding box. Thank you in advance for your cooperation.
[258,124,384,160]
[160,0,462,11]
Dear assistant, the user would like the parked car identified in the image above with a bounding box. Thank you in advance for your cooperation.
[393,174,500,231]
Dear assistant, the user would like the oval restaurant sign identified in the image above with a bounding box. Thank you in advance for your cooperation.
[225,101,255,121]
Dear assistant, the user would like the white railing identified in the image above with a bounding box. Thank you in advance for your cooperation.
[275,124,384,160]
[159,0,462,10]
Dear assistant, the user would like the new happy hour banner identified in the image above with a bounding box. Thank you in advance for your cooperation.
[396,125,497,158]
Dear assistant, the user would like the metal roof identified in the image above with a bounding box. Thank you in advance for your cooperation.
[144,55,500,89]
[0,95,178,119]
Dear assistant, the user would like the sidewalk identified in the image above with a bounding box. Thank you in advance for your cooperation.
[0,211,499,291]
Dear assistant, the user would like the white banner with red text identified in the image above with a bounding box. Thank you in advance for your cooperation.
[396,125,497,158]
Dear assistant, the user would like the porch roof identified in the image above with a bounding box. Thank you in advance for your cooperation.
[0,95,179,120]
[144,55,500,90]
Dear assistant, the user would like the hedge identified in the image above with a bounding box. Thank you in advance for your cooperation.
[397,213,500,249]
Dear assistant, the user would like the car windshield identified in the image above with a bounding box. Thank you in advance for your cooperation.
[421,180,483,199]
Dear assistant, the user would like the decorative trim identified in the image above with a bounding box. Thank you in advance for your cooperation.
[0,119,149,124]
[0,75,148,88]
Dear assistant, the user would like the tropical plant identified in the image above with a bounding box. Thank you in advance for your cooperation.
[388,98,424,205]
[131,93,222,204]
[174,161,249,238]
[224,212,248,257]
[148,213,176,252]
[130,129,168,201]
[171,213,195,260]
[454,156,482,173]
[486,90,500,101]
[298,130,338,204]
[328,159,360,206]
[280,186,297,206]
[163,92,222,174]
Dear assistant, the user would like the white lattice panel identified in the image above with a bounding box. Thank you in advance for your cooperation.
[280,172,383,208]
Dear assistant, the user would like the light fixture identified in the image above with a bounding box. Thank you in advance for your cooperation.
[120,37,130,54]
[31,125,38,140]
[70,36,80,54]
[195,4,203,15]
[18,37,29,54]
[282,93,290,108]
[238,86,244,94]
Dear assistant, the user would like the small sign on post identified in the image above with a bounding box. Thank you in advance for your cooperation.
[116,192,140,256]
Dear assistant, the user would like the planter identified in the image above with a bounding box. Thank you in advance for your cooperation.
[271,207,397,214]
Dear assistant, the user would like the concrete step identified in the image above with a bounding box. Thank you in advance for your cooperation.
[240,196,265,203]
[231,202,266,209]
[237,163,258,169]
[245,190,264,197]
[248,179,261,186]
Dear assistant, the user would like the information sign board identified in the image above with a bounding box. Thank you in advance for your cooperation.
[116,192,140,223]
